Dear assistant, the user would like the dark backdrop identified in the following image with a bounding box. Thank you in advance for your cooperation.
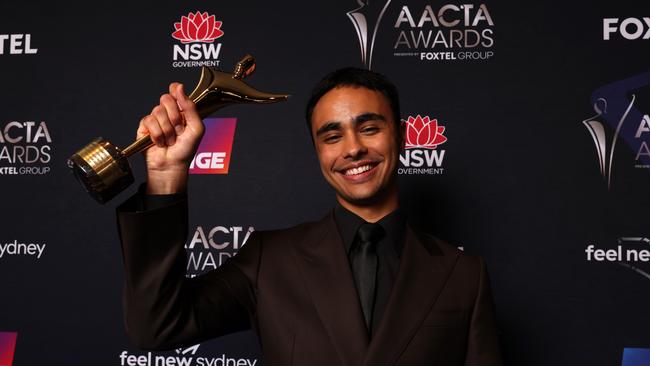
[1,1,649,365]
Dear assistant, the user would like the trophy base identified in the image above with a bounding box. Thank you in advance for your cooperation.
[67,137,134,204]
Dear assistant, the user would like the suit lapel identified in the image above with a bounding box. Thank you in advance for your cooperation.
[293,212,369,366]
[362,226,460,366]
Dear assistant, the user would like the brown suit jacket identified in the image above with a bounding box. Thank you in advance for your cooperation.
[117,196,502,366]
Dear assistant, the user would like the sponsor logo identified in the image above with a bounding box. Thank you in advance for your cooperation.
[171,11,224,68]
[399,115,446,175]
[189,118,237,175]
[0,240,46,259]
[0,34,37,55]
[119,347,258,366]
[603,18,650,40]
[0,332,17,366]
[582,71,650,189]
[0,121,52,175]
[404,114,447,149]
[346,0,393,69]
[173,13,224,43]
[622,348,650,366]
[585,237,650,281]
[393,3,495,62]
[185,225,254,276]
[176,345,200,356]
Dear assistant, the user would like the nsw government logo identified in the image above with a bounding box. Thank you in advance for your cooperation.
[171,11,224,68]
[399,115,446,175]
[189,118,236,175]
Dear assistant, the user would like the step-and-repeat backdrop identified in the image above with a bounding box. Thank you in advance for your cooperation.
[1,1,649,365]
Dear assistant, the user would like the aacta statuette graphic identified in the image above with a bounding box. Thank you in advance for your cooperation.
[68,54,289,204]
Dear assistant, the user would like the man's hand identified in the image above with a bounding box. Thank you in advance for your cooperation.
[138,83,204,194]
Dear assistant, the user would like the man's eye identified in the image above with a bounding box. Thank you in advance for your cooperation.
[361,126,379,134]
[324,134,341,143]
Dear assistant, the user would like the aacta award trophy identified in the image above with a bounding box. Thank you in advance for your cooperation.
[68,54,288,204]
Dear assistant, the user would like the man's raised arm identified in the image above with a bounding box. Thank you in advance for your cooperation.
[115,84,257,349]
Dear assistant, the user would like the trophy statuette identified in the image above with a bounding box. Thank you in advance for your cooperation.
[68,54,288,204]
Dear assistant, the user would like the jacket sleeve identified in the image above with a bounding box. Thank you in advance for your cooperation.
[116,192,260,350]
[464,258,503,366]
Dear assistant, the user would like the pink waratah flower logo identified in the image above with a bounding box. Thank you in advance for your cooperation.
[404,115,447,149]
[172,11,224,43]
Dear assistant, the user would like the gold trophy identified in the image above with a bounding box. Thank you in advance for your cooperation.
[68,54,288,204]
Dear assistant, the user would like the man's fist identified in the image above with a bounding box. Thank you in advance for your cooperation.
[138,83,205,194]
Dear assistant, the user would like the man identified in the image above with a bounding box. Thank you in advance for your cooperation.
[117,68,503,365]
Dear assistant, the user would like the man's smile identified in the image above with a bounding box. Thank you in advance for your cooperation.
[344,164,374,176]
[336,160,382,183]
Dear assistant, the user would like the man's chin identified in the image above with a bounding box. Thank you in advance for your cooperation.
[330,174,398,209]
[335,190,382,207]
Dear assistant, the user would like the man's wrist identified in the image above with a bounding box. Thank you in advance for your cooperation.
[146,168,189,194]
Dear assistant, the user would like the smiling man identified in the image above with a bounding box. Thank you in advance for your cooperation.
[117,68,502,366]
[311,83,401,221]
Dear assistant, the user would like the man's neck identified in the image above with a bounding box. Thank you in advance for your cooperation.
[336,189,399,223]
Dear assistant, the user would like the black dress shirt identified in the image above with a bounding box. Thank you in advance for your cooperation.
[333,204,406,336]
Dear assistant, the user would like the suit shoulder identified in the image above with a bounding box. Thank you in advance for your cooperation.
[252,217,325,248]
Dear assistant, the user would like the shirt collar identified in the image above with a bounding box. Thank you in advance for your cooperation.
[333,204,406,257]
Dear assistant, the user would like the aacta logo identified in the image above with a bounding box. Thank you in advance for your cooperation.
[0,34,37,55]
[393,4,495,62]
[399,115,446,175]
[0,332,18,366]
[0,121,52,175]
[185,225,254,275]
[346,0,393,69]
[171,11,224,68]
[189,118,236,174]
[582,71,650,189]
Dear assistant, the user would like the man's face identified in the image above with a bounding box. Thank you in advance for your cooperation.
[311,86,402,207]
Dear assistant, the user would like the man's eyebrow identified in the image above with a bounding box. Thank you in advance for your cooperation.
[315,121,341,137]
[354,112,386,125]
[315,113,387,137]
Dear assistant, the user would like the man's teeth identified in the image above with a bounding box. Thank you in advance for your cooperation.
[344,165,372,176]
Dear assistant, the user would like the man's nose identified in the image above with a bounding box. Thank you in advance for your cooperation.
[343,133,367,159]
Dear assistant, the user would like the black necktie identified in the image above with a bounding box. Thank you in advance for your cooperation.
[350,223,384,334]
